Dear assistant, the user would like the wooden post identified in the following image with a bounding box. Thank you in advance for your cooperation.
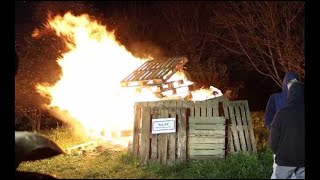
[151,108,159,162]
[177,108,187,164]
[140,107,151,163]
[132,104,141,156]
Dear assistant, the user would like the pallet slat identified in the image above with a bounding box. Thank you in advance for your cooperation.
[234,106,247,152]
[177,108,187,164]
[140,107,151,163]
[188,149,225,156]
[189,117,226,124]
[189,124,225,130]
[244,101,257,153]
[189,155,225,160]
[188,137,225,144]
[187,143,225,150]
[188,130,225,136]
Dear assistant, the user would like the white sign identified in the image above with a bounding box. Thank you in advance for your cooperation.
[152,118,176,134]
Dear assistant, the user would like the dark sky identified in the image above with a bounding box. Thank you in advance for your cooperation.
[15,1,280,111]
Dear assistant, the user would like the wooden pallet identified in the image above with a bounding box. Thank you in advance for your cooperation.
[222,100,257,154]
[131,97,228,164]
[120,56,188,87]
[187,116,226,160]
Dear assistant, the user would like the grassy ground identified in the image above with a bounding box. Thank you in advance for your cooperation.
[17,127,273,179]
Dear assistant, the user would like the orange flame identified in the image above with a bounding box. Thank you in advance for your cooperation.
[36,12,148,144]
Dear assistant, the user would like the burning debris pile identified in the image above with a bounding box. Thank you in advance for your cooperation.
[33,12,223,153]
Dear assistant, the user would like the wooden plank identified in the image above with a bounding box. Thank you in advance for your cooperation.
[200,101,207,117]
[146,65,167,80]
[244,101,257,153]
[131,63,155,81]
[189,117,226,124]
[150,109,159,162]
[148,58,176,80]
[159,57,187,81]
[227,124,235,153]
[228,106,241,151]
[206,100,219,117]
[136,61,161,80]
[154,101,164,108]
[222,101,234,153]
[140,107,151,163]
[189,124,225,130]
[188,137,225,144]
[161,108,169,164]
[189,155,225,160]
[188,130,225,136]
[187,143,225,150]
[177,108,187,164]
[176,100,183,108]
[157,135,163,163]
[158,134,168,165]
[188,149,225,156]
[169,108,177,164]
[222,101,230,119]
[194,102,201,117]
[132,105,141,156]
[240,105,252,152]
[167,100,177,108]
[212,103,219,117]
[206,103,213,117]
[234,106,247,152]
[188,101,195,117]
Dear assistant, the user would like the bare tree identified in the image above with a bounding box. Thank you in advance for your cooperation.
[209,1,304,87]
[158,2,238,93]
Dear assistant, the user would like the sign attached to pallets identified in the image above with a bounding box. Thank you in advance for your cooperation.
[151,118,176,134]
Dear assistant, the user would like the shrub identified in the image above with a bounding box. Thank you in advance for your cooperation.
[251,111,269,152]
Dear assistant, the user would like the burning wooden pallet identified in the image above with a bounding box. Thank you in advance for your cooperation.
[120,56,193,98]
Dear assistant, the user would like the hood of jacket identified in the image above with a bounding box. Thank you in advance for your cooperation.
[288,82,304,105]
[282,72,299,95]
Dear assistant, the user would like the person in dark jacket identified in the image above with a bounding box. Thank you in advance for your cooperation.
[269,82,305,179]
[265,72,299,179]
[265,72,299,129]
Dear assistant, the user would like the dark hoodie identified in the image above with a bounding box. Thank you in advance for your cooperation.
[269,82,305,167]
[264,72,299,129]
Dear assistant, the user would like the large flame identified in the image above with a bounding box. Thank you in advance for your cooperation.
[35,12,222,147]
[36,12,147,145]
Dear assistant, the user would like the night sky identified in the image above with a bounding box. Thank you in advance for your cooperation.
[15,1,299,111]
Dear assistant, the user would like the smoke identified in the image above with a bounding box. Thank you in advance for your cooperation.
[125,41,165,59]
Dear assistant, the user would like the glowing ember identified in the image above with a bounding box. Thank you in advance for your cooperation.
[35,12,222,147]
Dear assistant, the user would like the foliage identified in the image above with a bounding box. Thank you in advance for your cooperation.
[251,111,270,152]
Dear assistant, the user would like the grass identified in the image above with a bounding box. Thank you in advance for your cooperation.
[17,127,273,179]
[144,150,273,179]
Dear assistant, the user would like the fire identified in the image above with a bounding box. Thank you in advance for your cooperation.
[191,86,223,101]
[36,12,147,144]
[35,12,222,148]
